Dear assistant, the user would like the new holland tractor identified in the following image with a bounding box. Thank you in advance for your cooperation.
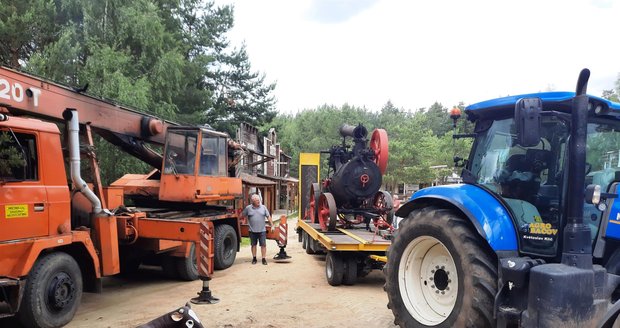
[385,69,620,327]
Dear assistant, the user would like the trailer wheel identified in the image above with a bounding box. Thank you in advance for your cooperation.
[304,232,316,254]
[343,256,358,285]
[176,243,199,281]
[384,207,497,328]
[326,252,344,286]
[18,252,83,328]
[301,231,307,249]
[214,224,238,270]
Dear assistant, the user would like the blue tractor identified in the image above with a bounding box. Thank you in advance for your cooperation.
[384,69,620,327]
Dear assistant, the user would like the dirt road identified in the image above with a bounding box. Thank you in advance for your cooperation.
[64,217,397,328]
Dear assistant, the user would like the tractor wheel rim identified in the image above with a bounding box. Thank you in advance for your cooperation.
[398,236,458,325]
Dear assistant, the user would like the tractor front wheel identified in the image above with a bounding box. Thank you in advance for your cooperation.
[384,207,497,327]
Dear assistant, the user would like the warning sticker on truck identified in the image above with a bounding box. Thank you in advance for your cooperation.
[5,205,28,218]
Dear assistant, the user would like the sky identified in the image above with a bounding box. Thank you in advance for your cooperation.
[213,0,620,114]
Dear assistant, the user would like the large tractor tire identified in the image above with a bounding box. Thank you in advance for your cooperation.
[214,224,238,270]
[18,252,83,328]
[384,207,497,328]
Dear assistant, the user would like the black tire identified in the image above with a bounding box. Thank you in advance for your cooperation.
[18,252,83,328]
[176,243,199,281]
[214,224,238,270]
[305,232,316,255]
[325,252,344,286]
[384,207,497,328]
[301,231,307,249]
[343,256,358,286]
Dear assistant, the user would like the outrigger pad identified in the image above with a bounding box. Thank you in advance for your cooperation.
[273,246,292,262]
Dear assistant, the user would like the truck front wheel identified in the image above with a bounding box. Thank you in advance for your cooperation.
[384,207,497,327]
[18,252,83,328]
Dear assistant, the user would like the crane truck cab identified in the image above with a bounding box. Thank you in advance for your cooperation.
[385,70,620,327]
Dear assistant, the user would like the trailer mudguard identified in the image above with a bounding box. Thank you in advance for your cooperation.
[396,184,518,251]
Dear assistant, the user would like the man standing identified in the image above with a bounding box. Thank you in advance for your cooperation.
[242,194,274,265]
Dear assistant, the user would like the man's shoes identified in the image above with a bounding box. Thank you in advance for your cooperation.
[252,258,257,265]
[262,258,267,265]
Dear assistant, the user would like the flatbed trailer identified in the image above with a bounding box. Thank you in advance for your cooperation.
[296,218,390,286]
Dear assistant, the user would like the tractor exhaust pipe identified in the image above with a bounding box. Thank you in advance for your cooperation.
[562,68,593,269]
[63,108,103,215]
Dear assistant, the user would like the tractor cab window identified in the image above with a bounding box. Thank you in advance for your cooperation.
[199,135,227,176]
[585,121,620,241]
[469,116,569,257]
[163,129,198,175]
[0,130,38,181]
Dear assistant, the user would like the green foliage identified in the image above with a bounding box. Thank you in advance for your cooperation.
[1,0,276,184]
[263,100,473,187]
[0,132,24,176]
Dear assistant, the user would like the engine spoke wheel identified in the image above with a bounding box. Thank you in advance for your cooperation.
[370,128,389,174]
[318,192,337,231]
[309,183,320,223]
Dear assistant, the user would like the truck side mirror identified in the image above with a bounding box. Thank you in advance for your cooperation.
[515,98,542,147]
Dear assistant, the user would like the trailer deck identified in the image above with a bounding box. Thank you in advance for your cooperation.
[297,219,391,252]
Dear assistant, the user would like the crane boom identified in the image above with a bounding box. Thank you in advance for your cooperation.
[0,66,178,168]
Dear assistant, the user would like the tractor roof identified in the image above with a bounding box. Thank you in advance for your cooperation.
[465,91,620,120]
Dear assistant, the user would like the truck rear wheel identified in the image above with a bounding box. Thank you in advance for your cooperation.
[18,252,83,328]
[384,207,497,328]
[325,252,344,286]
[176,243,198,281]
[214,224,238,270]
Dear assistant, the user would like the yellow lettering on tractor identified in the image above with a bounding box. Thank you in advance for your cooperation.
[528,222,558,235]
[5,204,28,218]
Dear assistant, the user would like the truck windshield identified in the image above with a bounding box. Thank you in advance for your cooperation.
[199,135,227,176]
[163,130,198,175]
[469,116,569,256]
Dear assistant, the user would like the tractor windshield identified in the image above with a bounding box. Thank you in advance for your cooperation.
[469,115,569,256]
[470,114,620,257]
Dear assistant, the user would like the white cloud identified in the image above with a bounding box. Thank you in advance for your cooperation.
[214,0,620,113]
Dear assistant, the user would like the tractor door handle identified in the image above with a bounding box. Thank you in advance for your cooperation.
[34,203,45,212]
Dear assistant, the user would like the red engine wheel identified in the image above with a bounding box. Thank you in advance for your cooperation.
[318,193,338,231]
[373,190,394,224]
[370,129,389,174]
[309,183,321,223]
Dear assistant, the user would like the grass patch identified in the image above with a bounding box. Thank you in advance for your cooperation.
[240,237,250,247]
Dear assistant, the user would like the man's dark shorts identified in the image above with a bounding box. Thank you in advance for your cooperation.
[249,231,266,247]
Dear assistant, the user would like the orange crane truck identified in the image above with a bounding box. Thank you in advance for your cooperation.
[0,66,288,328]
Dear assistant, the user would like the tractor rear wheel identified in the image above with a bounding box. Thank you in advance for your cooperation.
[384,207,497,328]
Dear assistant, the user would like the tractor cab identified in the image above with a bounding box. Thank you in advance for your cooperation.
[463,92,620,259]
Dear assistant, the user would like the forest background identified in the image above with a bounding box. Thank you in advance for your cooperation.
[2,0,619,188]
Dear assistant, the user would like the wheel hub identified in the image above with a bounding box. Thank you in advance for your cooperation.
[432,267,450,291]
[47,272,75,312]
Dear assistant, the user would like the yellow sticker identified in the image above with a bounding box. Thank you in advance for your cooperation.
[5,205,28,218]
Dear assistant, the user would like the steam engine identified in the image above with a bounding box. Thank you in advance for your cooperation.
[310,123,392,232]
[327,124,382,207]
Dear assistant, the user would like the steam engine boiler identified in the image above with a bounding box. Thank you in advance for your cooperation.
[309,123,393,231]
